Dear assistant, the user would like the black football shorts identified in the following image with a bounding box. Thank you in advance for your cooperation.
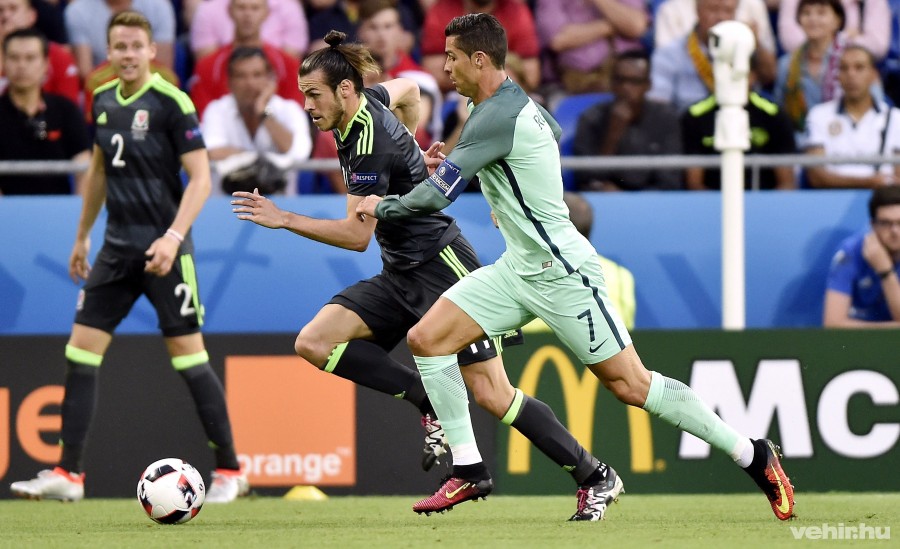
[329,235,523,365]
[74,247,204,337]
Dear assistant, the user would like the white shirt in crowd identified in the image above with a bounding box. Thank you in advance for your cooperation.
[202,94,312,195]
[804,99,900,177]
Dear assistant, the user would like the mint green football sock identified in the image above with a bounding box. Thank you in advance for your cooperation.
[643,371,750,462]
[414,354,482,466]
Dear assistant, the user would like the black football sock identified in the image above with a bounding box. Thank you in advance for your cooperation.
[326,340,434,416]
[177,361,239,470]
[507,392,601,485]
[743,439,769,473]
[59,357,100,474]
[452,462,491,481]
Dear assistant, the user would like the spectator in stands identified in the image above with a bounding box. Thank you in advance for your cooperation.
[64,0,176,78]
[190,0,308,61]
[189,0,304,118]
[775,0,847,134]
[572,50,683,191]
[201,46,312,195]
[358,0,441,148]
[0,0,79,104]
[824,186,900,326]
[648,0,760,112]
[681,60,797,190]
[307,0,416,54]
[0,28,90,195]
[654,0,777,85]
[778,0,890,60]
[534,0,648,95]
[421,0,540,94]
[804,46,900,188]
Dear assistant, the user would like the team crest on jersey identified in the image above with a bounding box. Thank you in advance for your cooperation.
[828,120,842,136]
[131,109,149,140]
[96,112,108,125]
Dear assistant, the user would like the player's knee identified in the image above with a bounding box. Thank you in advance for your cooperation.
[406,325,434,356]
[293,332,328,369]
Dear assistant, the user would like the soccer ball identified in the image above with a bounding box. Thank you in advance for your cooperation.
[137,458,205,524]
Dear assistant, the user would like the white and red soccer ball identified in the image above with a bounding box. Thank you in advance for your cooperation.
[137,458,205,524]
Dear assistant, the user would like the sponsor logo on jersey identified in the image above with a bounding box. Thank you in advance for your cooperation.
[96,112,108,125]
[185,126,202,140]
[350,172,378,185]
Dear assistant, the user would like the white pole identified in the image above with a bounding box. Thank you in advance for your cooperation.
[721,146,745,329]
[709,21,754,330]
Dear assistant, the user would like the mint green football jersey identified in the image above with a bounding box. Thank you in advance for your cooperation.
[446,79,596,280]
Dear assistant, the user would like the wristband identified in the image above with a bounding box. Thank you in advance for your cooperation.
[165,228,184,243]
[878,269,894,280]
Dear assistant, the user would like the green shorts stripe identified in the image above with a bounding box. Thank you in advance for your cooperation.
[439,246,470,280]
[181,254,204,326]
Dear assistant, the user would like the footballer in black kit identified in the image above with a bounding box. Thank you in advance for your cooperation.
[329,83,522,360]
[80,74,205,334]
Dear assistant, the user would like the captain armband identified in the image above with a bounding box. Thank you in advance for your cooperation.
[426,158,470,202]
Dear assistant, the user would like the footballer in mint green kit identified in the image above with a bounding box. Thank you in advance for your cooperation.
[358,12,796,523]
[434,77,631,365]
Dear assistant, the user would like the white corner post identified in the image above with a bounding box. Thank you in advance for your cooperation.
[709,21,755,330]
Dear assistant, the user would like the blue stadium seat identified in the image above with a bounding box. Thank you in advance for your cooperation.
[552,92,614,189]
[297,171,337,194]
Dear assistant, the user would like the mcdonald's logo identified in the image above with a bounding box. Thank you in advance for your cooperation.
[509,345,656,474]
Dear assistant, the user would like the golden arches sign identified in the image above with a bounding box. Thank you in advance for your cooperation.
[509,345,655,474]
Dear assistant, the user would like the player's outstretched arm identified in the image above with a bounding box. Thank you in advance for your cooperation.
[357,179,452,221]
[233,190,378,252]
[70,144,107,283]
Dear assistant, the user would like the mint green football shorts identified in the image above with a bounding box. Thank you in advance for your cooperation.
[443,254,632,364]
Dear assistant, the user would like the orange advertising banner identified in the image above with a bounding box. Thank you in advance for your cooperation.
[225,356,356,487]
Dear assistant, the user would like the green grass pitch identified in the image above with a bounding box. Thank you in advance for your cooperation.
[1,493,897,548]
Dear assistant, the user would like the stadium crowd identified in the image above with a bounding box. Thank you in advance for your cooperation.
[1,0,900,195]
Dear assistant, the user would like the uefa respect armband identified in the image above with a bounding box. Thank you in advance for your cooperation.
[426,158,469,202]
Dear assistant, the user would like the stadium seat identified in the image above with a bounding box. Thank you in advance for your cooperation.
[297,171,338,194]
[552,92,613,190]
